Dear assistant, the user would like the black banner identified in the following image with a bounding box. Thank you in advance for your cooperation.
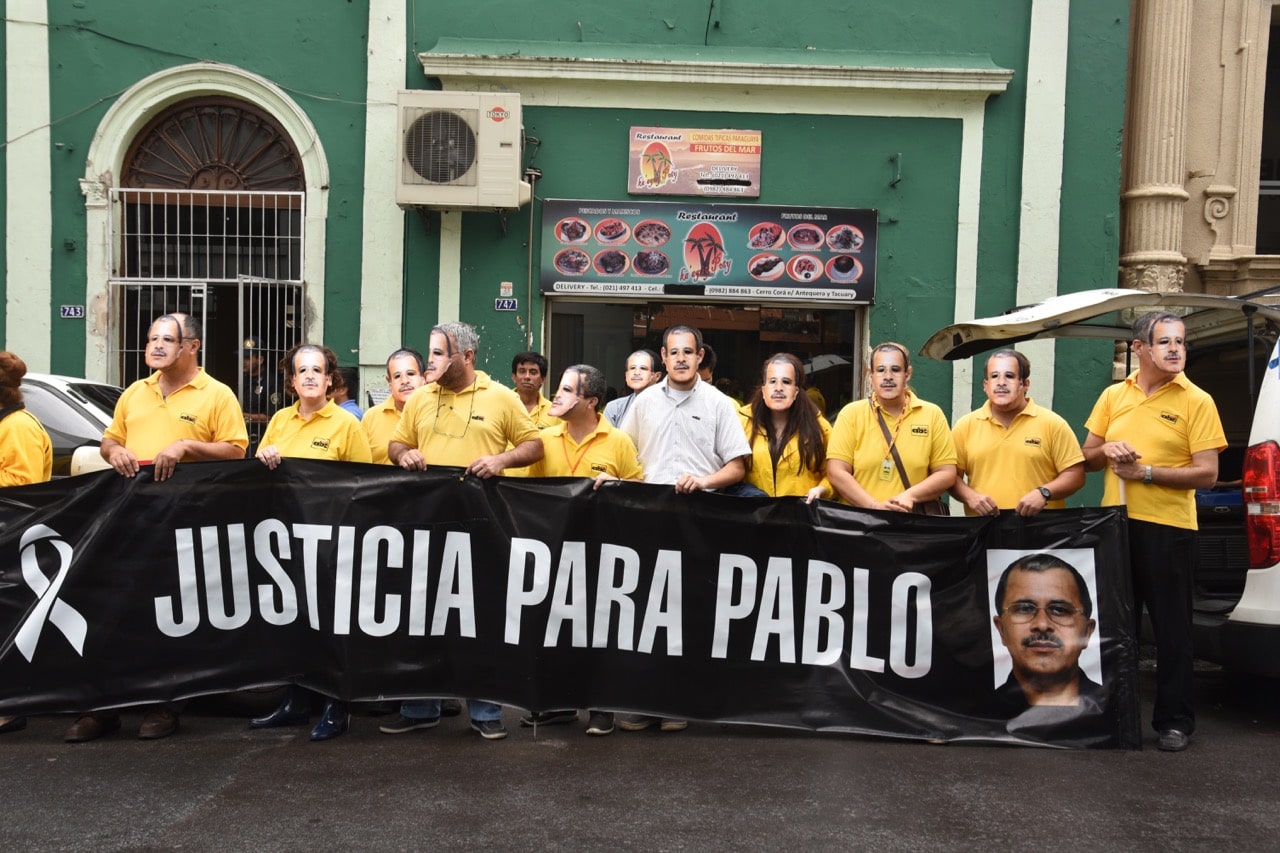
[0,461,1140,748]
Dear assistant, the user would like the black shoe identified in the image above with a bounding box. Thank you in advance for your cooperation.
[585,712,614,736]
[440,699,463,717]
[378,713,440,734]
[310,701,350,741]
[1158,729,1190,752]
[250,687,310,729]
[519,709,578,727]
[618,714,658,732]
[0,715,27,734]
[470,719,508,740]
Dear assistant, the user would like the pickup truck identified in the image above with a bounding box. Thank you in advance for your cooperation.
[921,288,1280,676]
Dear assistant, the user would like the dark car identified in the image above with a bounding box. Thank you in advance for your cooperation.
[20,373,122,477]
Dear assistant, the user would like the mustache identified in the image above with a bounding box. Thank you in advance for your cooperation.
[1022,630,1063,649]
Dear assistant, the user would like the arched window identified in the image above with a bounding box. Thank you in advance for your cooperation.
[113,96,307,452]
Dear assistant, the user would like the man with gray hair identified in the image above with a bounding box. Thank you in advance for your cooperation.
[1082,311,1225,752]
[383,321,544,740]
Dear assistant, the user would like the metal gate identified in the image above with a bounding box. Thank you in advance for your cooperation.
[107,187,306,452]
[107,277,304,452]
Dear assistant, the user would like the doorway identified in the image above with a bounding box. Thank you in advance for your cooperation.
[546,299,862,419]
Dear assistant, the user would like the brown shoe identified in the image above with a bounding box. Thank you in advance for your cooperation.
[138,709,179,740]
[64,713,121,743]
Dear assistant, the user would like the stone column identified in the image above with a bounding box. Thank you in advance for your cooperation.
[1120,0,1193,294]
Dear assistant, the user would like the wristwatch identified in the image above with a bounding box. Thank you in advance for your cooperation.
[1037,486,1052,500]
[1143,464,1153,485]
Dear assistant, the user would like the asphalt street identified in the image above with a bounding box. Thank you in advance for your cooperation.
[1,662,1278,851]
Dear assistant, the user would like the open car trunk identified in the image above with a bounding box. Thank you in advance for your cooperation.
[920,286,1280,667]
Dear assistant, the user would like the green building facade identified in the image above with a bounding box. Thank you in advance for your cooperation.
[2,0,1128,442]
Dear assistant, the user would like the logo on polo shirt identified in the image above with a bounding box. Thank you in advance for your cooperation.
[179,413,197,425]
[1160,411,1180,425]
[312,438,330,451]
[590,463,607,473]
[1024,437,1042,447]
[911,425,929,436]
[471,414,486,422]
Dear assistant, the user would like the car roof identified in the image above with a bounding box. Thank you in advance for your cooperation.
[919,287,1280,361]
[22,372,119,390]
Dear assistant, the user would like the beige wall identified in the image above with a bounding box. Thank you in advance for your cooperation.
[1124,0,1280,297]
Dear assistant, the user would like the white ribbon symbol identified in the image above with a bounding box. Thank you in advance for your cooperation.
[13,524,87,662]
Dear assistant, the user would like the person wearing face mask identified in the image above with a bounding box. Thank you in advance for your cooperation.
[825,341,957,513]
[249,344,372,742]
[950,349,1085,517]
[362,348,427,465]
[740,353,830,502]
[604,349,662,427]
[520,363,644,736]
[65,312,248,744]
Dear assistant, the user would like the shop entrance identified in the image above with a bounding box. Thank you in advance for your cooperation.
[547,300,862,420]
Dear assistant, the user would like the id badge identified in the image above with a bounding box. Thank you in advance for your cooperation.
[879,458,893,481]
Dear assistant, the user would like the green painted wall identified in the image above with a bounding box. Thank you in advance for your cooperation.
[403,1,1129,411]
[444,107,961,385]
[43,0,371,372]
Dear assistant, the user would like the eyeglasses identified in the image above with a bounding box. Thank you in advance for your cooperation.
[432,383,476,438]
[1002,601,1086,626]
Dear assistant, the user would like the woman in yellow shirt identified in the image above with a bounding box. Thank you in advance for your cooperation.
[250,344,372,742]
[0,352,53,735]
[826,342,957,512]
[741,353,830,501]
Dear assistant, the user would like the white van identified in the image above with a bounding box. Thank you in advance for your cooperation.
[922,288,1280,675]
[1206,338,1280,674]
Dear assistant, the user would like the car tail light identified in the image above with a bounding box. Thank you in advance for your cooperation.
[1244,440,1280,569]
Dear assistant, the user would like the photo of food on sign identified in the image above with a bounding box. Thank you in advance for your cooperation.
[787,223,824,250]
[787,255,822,282]
[594,249,630,275]
[633,250,670,276]
[749,252,785,281]
[827,255,863,283]
[555,217,590,244]
[594,218,631,244]
[748,222,784,250]
[633,220,672,248]
[554,248,590,275]
[538,199,877,303]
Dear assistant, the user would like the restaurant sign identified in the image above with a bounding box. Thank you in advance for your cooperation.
[627,127,762,197]
[541,199,877,303]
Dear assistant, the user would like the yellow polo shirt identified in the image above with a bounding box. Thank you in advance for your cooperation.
[525,394,559,429]
[527,414,644,480]
[104,368,249,461]
[952,399,1084,512]
[826,394,957,503]
[392,371,540,468]
[0,409,52,486]
[1085,371,1225,530]
[361,396,404,465]
[260,399,372,463]
[740,410,833,498]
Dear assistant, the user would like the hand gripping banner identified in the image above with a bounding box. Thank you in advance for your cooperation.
[0,461,1141,748]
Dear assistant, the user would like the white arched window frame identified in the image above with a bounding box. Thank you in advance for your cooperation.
[79,62,329,382]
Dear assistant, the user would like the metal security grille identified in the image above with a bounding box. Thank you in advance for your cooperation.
[111,189,304,283]
[108,277,304,455]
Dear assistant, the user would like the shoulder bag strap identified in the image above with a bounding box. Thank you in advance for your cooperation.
[875,407,912,488]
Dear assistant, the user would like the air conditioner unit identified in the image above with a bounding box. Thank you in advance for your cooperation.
[395,90,532,210]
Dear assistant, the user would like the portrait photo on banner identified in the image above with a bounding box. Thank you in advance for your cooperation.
[985,548,1103,696]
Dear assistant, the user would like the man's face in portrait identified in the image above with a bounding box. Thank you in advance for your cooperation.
[994,567,1096,684]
